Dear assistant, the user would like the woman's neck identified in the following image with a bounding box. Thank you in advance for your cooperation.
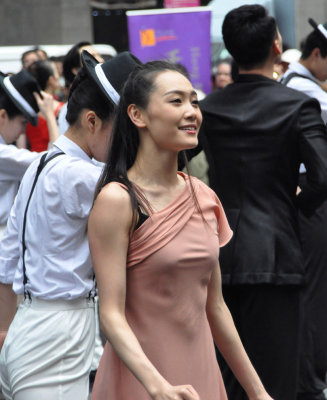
[64,127,91,158]
[128,149,180,189]
[128,149,186,214]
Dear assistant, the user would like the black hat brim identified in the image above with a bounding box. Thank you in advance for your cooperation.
[308,18,327,44]
[0,75,39,126]
[81,50,142,106]
[308,18,318,30]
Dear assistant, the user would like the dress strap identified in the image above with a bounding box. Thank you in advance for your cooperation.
[135,205,149,230]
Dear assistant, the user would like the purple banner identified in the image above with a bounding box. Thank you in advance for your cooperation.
[127,7,211,94]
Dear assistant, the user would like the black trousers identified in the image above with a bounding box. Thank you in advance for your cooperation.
[217,284,302,400]
[296,202,327,400]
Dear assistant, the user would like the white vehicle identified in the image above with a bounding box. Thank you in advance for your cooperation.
[0,44,117,74]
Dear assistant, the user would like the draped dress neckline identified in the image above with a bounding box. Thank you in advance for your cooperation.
[127,172,197,268]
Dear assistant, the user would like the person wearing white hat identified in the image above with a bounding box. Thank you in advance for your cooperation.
[0,70,61,240]
[281,18,327,123]
[0,50,141,400]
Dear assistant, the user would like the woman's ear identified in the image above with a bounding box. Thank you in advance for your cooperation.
[312,47,321,59]
[0,108,7,123]
[127,104,146,128]
[84,110,97,133]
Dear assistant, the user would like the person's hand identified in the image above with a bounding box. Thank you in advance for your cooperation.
[33,90,54,120]
[151,383,200,400]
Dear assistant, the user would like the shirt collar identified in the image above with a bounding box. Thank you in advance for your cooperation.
[288,61,318,82]
[0,135,6,144]
[235,73,276,84]
[53,135,93,163]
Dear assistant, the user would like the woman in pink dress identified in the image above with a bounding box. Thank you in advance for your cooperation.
[88,61,274,400]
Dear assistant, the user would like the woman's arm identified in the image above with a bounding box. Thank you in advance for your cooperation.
[33,91,60,146]
[206,261,273,400]
[88,183,199,400]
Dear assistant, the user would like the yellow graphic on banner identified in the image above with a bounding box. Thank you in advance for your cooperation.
[140,29,156,47]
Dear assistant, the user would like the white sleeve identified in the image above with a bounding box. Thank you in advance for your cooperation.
[0,191,21,284]
[287,78,327,124]
[59,160,101,219]
[0,144,42,181]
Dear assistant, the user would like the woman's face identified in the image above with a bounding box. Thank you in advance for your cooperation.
[214,62,232,88]
[89,118,113,162]
[0,111,28,144]
[49,62,61,91]
[138,70,202,152]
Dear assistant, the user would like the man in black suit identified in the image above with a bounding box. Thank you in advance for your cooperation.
[197,5,327,400]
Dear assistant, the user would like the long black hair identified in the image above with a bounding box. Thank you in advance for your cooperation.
[95,60,199,228]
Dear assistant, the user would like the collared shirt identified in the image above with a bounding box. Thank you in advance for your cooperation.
[0,135,102,299]
[0,135,42,225]
[282,62,327,124]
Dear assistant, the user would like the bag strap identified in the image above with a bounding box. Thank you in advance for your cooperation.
[23,151,65,299]
[280,72,319,87]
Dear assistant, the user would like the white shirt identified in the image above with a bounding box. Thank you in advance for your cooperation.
[282,62,327,124]
[0,135,42,225]
[0,135,102,300]
[57,102,70,135]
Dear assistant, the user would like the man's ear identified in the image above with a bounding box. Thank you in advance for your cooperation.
[273,38,282,56]
[127,104,146,128]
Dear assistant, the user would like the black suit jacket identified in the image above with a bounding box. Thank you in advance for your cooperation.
[198,74,327,285]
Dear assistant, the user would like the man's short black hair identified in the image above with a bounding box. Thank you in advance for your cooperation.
[222,4,277,70]
[301,31,327,59]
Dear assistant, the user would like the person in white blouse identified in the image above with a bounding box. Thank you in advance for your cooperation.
[0,70,61,239]
[281,18,327,124]
[0,50,141,400]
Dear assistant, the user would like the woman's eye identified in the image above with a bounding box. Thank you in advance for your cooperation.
[192,100,199,105]
[170,98,182,103]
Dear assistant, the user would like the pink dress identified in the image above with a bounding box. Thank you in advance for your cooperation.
[92,173,233,400]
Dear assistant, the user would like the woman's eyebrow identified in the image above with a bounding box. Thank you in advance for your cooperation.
[163,89,197,96]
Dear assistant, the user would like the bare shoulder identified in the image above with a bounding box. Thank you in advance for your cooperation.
[89,182,133,235]
[96,182,131,207]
